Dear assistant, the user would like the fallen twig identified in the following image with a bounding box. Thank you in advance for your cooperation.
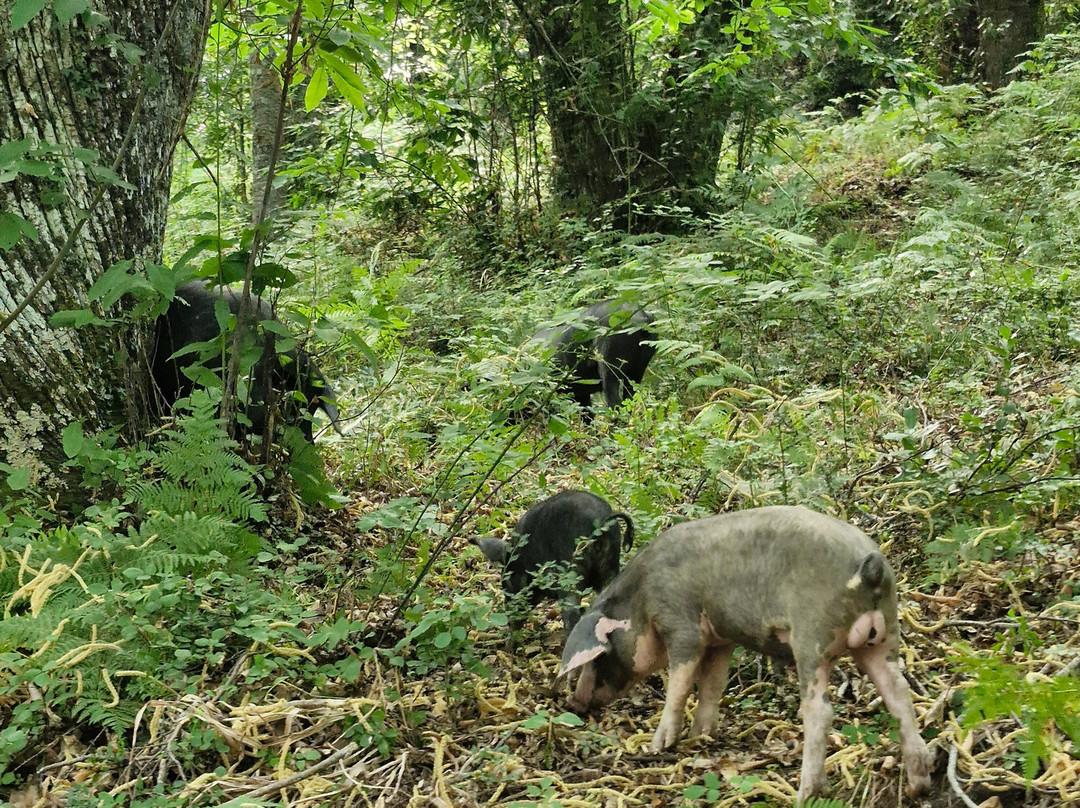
[947,744,980,808]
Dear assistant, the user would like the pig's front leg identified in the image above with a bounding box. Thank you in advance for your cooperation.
[796,654,837,802]
[852,642,933,798]
[689,645,732,738]
[651,654,701,751]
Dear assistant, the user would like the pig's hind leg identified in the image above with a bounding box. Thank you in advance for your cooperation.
[795,650,838,802]
[851,642,933,798]
[689,645,732,739]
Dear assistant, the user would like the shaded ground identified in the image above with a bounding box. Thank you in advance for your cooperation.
[23,494,1078,807]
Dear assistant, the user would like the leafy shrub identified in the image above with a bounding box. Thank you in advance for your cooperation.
[389,593,506,685]
[0,392,317,778]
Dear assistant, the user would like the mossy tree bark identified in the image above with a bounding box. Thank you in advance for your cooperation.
[0,1,210,501]
[519,0,733,230]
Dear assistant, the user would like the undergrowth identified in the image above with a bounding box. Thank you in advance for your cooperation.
[5,27,1080,808]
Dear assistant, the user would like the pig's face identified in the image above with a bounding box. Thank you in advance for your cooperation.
[567,649,634,712]
[561,611,635,712]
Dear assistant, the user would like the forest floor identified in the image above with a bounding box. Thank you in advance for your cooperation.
[13,64,1080,808]
[34,416,1074,808]
[225,494,1077,808]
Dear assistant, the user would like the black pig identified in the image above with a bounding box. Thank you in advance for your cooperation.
[151,280,340,440]
[475,490,634,640]
[560,506,933,802]
[535,299,656,416]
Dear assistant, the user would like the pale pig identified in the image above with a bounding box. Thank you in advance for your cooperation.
[560,505,933,802]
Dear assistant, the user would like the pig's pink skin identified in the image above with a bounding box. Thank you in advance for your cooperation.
[596,616,631,640]
[561,616,632,683]
[847,609,887,648]
[631,621,668,675]
[562,645,606,675]
[565,616,636,711]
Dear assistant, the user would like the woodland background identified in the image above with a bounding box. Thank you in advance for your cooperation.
[1,0,1079,805]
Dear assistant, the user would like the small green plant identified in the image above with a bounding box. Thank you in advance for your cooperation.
[683,771,723,803]
[956,648,1080,779]
[0,392,319,780]
[519,709,585,732]
[839,721,882,747]
[509,775,564,807]
[389,594,506,682]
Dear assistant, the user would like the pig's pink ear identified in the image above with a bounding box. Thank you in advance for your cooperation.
[559,612,631,677]
[560,643,607,676]
[595,616,631,641]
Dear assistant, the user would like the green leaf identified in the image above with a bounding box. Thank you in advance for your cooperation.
[904,406,918,430]
[0,213,39,249]
[88,164,136,191]
[62,422,85,458]
[305,67,329,111]
[10,0,47,29]
[145,263,176,299]
[687,367,754,391]
[3,465,31,491]
[49,309,108,327]
[520,713,548,730]
[0,139,33,165]
[547,416,568,436]
[12,158,54,178]
[53,0,91,24]
[70,147,100,163]
[337,654,362,683]
[0,726,28,755]
[551,712,584,727]
[88,260,152,306]
[322,50,368,112]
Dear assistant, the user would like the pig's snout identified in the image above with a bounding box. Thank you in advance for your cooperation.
[567,665,620,714]
[566,665,595,714]
[567,690,589,714]
[568,689,611,715]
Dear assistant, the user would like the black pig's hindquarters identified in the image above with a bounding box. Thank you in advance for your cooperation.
[151,280,340,440]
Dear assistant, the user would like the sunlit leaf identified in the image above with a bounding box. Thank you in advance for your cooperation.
[305,66,329,111]
[53,0,91,24]
[10,0,47,29]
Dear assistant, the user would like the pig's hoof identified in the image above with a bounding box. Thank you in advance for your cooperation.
[689,712,719,739]
[904,766,932,799]
[797,772,827,804]
[650,720,680,752]
[903,748,934,798]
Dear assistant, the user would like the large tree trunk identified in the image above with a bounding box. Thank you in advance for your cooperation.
[520,0,733,230]
[523,0,630,220]
[0,1,210,501]
[625,3,732,223]
[976,0,1043,88]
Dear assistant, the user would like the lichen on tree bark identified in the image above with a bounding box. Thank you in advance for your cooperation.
[0,1,211,504]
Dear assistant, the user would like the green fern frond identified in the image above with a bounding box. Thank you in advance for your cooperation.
[0,392,280,745]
